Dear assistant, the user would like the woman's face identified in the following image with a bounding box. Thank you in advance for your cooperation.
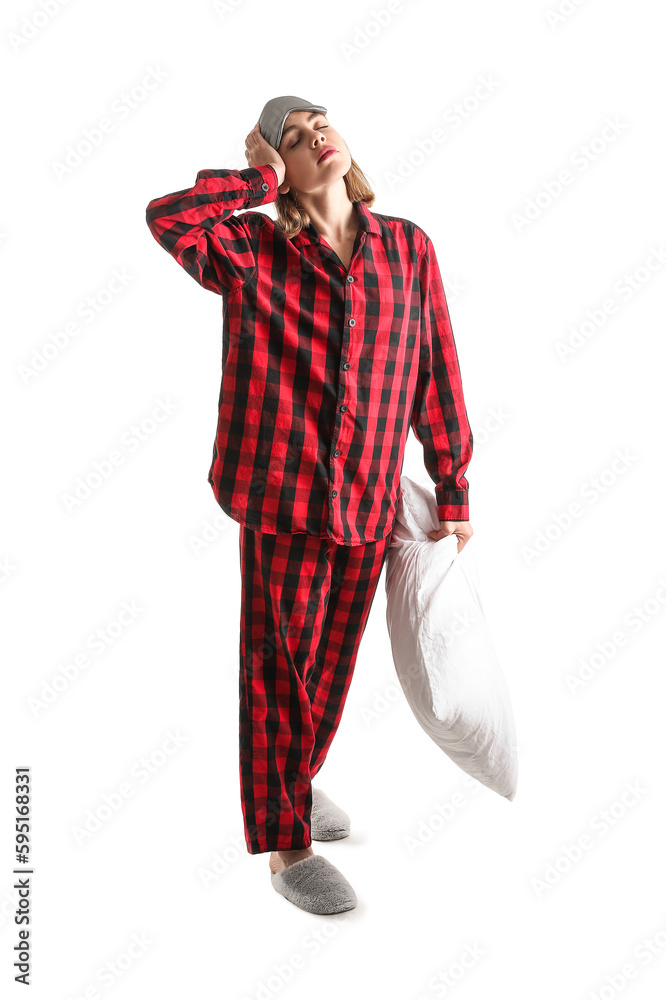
[277,109,351,196]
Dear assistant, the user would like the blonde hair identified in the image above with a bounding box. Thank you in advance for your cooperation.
[274,156,375,237]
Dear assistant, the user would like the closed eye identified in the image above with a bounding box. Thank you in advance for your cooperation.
[291,125,328,149]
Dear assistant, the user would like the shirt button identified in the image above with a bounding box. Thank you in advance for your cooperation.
[331,490,338,498]
[342,362,351,370]
[340,404,348,412]
[261,182,269,191]
[348,318,356,326]
[334,449,341,457]
[347,275,354,283]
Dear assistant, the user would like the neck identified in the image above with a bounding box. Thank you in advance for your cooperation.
[294,180,358,241]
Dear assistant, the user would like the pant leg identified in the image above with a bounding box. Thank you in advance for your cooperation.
[306,532,392,780]
[238,526,332,855]
[238,525,392,855]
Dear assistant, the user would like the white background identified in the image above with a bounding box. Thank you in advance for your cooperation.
[3,0,666,997]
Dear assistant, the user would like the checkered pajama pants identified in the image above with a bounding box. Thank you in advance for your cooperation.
[238,525,392,855]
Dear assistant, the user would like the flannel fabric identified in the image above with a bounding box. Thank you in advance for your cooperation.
[238,524,391,854]
[145,164,473,543]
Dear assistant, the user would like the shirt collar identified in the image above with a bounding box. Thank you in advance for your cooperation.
[292,199,382,247]
[351,199,382,236]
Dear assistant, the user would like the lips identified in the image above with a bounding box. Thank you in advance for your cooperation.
[318,147,338,163]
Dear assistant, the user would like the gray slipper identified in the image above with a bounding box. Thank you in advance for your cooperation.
[311,787,351,841]
[271,854,357,914]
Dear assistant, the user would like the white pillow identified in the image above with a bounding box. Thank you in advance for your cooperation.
[385,475,518,801]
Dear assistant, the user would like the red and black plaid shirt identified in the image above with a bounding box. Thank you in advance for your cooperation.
[145,164,472,545]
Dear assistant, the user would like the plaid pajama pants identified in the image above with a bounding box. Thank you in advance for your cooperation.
[238,524,392,855]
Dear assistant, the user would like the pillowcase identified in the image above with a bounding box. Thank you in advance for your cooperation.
[385,475,518,801]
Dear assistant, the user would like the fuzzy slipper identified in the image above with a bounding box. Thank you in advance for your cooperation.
[311,787,351,841]
[271,854,357,914]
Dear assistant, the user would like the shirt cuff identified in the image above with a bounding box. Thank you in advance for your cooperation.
[242,164,279,206]
[436,490,469,522]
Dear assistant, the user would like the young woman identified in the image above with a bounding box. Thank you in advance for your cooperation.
[145,95,474,915]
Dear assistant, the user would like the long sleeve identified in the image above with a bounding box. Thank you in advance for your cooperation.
[410,235,473,521]
[145,163,279,295]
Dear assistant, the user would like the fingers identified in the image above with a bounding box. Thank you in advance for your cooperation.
[246,124,260,146]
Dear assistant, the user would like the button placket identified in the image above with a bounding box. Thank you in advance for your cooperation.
[330,266,359,511]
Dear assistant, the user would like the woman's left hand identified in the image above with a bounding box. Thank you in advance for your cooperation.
[427,520,473,552]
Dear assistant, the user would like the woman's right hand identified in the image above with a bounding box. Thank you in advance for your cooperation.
[245,123,289,193]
